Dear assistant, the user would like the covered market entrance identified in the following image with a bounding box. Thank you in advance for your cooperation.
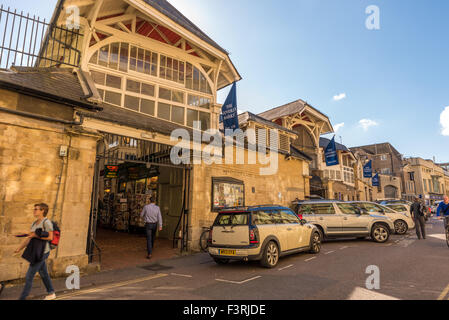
[87,133,191,270]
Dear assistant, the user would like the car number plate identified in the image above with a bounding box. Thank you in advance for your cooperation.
[219,249,236,256]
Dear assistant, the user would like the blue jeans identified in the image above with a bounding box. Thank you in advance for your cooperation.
[19,252,55,300]
[145,223,158,255]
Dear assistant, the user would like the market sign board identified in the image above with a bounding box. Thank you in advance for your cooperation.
[104,165,119,178]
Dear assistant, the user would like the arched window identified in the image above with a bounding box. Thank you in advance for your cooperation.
[89,42,212,94]
[88,42,213,130]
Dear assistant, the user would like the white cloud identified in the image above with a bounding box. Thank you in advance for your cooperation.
[334,122,345,132]
[359,119,379,131]
[333,93,346,101]
[440,106,449,136]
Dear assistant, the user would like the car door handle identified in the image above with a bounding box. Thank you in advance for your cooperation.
[319,217,324,220]
[343,217,348,220]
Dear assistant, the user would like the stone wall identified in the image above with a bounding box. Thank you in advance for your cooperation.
[187,150,308,251]
[0,93,99,281]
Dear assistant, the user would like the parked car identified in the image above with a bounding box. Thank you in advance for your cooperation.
[296,200,395,243]
[208,205,322,268]
[383,203,412,219]
[349,201,415,235]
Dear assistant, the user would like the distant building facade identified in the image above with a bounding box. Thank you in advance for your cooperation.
[403,157,447,205]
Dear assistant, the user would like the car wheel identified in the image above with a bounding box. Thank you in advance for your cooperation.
[260,241,279,268]
[371,224,390,243]
[394,220,408,235]
[213,257,230,265]
[309,232,321,254]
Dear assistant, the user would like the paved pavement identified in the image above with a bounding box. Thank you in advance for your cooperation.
[2,218,449,300]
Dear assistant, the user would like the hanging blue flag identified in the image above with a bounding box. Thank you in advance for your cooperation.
[325,136,339,166]
[363,160,373,178]
[220,82,239,134]
[372,173,380,186]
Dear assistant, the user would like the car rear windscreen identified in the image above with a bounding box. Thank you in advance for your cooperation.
[214,212,249,226]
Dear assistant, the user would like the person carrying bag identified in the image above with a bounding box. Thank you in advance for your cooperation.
[14,203,56,300]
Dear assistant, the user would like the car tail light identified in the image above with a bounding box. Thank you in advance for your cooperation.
[249,228,259,244]
[208,229,213,244]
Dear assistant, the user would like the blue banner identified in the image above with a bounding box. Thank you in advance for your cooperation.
[363,160,373,178]
[372,173,380,186]
[325,136,339,166]
[221,82,239,134]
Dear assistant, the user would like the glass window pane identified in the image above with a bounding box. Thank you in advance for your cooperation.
[252,211,274,225]
[188,95,198,106]
[172,90,184,103]
[90,70,105,85]
[158,103,170,120]
[137,49,144,73]
[159,87,171,101]
[151,64,157,77]
[337,203,359,215]
[97,89,104,99]
[141,83,155,96]
[109,42,119,70]
[119,43,129,72]
[98,45,109,67]
[106,74,122,89]
[129,46,137,71]
[199,111,210,130]
[193,68,200,91]
[199,97,210,109]
[171,106,184,125]
[141,99,155,116]
[104,91,121,106]
[151,52,157,65]
[187,109,198,128]
[126,79,140,93]
[124,95,139,111]
[309,204,336,215]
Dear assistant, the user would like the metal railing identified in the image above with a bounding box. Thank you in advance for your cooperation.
[0,5,82,69]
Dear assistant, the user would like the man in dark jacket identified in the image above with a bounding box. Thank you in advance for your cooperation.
[410,197,426,239]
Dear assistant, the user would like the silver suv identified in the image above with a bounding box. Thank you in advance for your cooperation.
[297,200,395,243]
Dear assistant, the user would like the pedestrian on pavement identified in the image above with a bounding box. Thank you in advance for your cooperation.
[140,197,163,259]
[436,195,449,229]
[410,197,426,240]
[14,203,56,300]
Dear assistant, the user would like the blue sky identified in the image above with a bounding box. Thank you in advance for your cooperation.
[3,0,449,161]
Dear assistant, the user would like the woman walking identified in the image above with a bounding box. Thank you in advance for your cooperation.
[15,203,56,300]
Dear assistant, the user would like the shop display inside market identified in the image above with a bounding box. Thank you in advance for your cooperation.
[99,163,160,234]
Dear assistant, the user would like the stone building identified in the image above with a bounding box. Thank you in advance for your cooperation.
[403,157,447,205]
[0,0,312,281]
[0,68,102,281]
[316,137,357,201]
[257,99,335,198]
[350,143,404,200]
